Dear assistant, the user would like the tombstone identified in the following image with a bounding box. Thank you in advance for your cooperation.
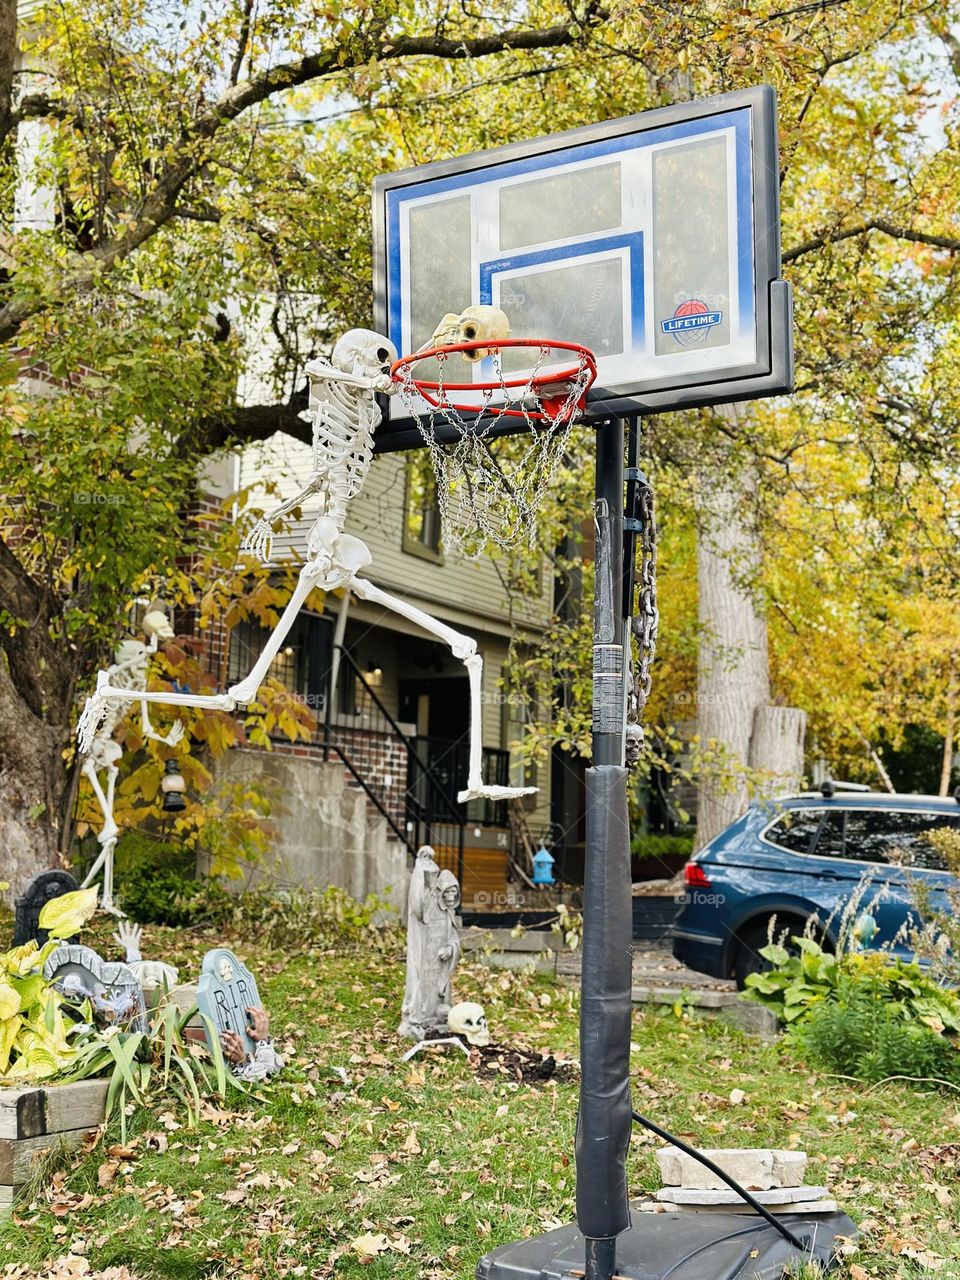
[13,870,80,947]
[42,943,149,1033]
[197,948,263,1057]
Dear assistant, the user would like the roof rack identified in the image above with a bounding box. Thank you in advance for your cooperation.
[820,779,872,798]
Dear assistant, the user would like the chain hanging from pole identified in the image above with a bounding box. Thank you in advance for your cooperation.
[625,471,658,769]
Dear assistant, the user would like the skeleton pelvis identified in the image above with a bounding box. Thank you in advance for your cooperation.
[307,516,372,577]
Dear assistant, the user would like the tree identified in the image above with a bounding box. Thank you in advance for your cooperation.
[3,0,960,893]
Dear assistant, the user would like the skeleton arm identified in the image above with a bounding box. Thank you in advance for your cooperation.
[139,698,184,747]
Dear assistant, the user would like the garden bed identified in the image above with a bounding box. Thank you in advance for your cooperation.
[0,1080,108,1213]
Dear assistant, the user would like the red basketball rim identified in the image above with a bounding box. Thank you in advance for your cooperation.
[391,338,598,422]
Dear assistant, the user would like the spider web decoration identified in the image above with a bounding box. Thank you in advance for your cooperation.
[393,344,594,558]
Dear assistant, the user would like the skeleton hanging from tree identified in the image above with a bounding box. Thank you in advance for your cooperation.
[78,329,535,804]
[78,608,184,913]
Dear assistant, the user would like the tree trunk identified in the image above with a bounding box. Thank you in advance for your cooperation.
[0,656,72,905]
[940,676,956,797]
[749,704,806,797]
[695,413,806,848]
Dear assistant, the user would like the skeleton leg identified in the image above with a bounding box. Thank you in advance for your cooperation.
[349,576,537,803]
[81,760,122,914]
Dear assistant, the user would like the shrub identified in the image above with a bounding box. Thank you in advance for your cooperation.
[745,935,960,1087]
[114,835,230,927]
[796,981,960,1086]
[630,833,695,860]
[220,884,402,953]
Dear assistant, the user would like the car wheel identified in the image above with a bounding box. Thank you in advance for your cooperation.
[732,918,808,991]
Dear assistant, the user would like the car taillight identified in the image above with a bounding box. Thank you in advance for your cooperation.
[684,861,711,889]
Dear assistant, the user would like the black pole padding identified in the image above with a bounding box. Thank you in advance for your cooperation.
[575,764,633,1244]
[630,1111,808,1252]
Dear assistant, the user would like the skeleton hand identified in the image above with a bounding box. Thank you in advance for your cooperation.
[157,719,185,747]
[113,920,143,963]
[246,1007,269,1041]
[77,684,112,754]
[220,1030,248,1064]
[242,518,276,564]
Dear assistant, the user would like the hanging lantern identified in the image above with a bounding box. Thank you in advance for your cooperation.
[160,758,187,813]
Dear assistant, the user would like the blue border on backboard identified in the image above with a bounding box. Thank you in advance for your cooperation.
[385,108,753,351]
[479,233,645,349]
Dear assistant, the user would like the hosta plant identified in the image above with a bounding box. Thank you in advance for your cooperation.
[0,887,99,1082]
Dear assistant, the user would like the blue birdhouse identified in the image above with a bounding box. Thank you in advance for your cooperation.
[532,845,555,886]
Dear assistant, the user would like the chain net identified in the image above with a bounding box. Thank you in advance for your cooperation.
[393,344,594,558]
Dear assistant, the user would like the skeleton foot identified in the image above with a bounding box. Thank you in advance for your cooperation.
[457,784,539,803]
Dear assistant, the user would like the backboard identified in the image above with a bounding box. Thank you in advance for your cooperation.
[372,85,791,451]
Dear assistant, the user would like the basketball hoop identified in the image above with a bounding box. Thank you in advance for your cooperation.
[391,339,597,556]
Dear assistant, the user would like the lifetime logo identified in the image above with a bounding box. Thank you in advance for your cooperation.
[661,299,723,347]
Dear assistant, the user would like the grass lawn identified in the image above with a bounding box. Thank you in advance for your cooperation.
[2,921,959,1279]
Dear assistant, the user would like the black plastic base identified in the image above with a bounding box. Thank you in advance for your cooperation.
[476,1208,856,1280]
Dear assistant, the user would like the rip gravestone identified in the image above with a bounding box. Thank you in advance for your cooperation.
[13,870,79,947]
[197,947,262,1057]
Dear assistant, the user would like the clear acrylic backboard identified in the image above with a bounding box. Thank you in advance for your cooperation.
[372,85,792,451]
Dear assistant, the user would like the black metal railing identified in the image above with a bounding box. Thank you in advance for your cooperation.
[319,647,469,875]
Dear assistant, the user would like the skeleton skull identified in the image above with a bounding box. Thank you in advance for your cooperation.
[456,305,510,363]
[331,328,398,388]
[142,609,174,641]
[448,1001,491,1046]
[218,957,235,982]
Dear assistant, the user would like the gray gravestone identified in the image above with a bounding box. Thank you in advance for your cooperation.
[42,943,148,1033]
[197,948,262,1057]
[13,870,80,947]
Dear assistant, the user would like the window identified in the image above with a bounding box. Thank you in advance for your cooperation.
[843,810,958,869]
[765,808,824,854]
[403,456,442,560]
[227,613,332,714]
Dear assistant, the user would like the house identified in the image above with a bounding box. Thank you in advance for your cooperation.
[197,427,563,910]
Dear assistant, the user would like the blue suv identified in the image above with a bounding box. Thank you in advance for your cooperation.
[672,786,960,988]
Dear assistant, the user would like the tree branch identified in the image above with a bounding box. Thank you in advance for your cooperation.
[0,11,604,343]
[198,386,311,452]
[783,217,960,263]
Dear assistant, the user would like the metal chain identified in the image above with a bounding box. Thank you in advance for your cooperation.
[625,474,658,768]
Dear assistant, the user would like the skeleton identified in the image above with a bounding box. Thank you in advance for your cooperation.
[448,1001,491,1047]
[77,609,184,914]
[114,920,180,995]
[77,328,535,804]
[424,305,510,362]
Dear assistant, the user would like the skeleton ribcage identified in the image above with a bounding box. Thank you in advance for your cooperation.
[89,655,150,748]
[310,374,380,530]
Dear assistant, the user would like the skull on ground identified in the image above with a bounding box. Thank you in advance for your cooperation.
[448,1001,491,1046]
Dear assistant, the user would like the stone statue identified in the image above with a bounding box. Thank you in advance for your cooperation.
[400,847,462,1041]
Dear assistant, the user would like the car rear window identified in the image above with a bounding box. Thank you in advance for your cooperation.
[764,808,825,854]
[764,807,960,868]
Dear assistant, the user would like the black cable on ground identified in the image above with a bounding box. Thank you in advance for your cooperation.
[631,1110,808,1252]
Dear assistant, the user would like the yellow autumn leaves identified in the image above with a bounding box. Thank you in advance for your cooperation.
[0,888,99,1083]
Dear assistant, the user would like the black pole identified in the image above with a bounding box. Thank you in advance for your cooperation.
[576,419,633,1280]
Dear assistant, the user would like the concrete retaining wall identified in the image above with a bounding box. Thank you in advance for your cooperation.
[210,749,409,916]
